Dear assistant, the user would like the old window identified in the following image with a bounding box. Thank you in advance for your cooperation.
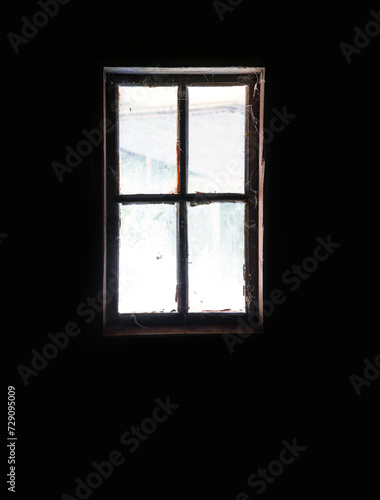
[103,67,265,335]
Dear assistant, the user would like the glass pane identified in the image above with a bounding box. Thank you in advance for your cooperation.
[188,86,246,194]
[188,202,245,312]
[118,204,177,313]
[118,86,178,194]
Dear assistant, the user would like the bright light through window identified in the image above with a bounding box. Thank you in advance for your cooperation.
[117,85,247,314]
[188,86,246,194]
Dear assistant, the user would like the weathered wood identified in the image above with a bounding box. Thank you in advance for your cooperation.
[103,68,265,336]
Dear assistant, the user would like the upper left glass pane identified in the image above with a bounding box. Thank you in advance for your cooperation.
[118,86,178,194]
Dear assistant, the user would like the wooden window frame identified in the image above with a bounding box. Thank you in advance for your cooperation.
[103,67,265,336]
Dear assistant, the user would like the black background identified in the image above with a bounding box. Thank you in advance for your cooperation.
[3,1,379,499]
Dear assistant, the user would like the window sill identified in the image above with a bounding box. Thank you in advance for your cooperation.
[104,325,263,336]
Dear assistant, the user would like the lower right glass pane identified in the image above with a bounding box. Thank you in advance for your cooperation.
[187,202,245,312]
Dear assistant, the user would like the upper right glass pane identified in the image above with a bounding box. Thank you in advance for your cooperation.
[188,86,247,194]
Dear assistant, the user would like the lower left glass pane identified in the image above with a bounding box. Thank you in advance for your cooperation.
[118,204,177,313]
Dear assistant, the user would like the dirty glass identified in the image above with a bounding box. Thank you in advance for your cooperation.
[188,86,246,194]
[118,86,178,194]
[187,202,245,312]
[118,204,177,313]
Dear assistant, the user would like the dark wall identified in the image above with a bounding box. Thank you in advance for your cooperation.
[3,1,378,499]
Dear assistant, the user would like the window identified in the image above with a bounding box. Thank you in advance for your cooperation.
[103,67,265,335]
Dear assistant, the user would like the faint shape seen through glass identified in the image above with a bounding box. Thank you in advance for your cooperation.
[118,204,177,313]
[188,86,246,194]
[118,86,178,194]
[188,202,245,312]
